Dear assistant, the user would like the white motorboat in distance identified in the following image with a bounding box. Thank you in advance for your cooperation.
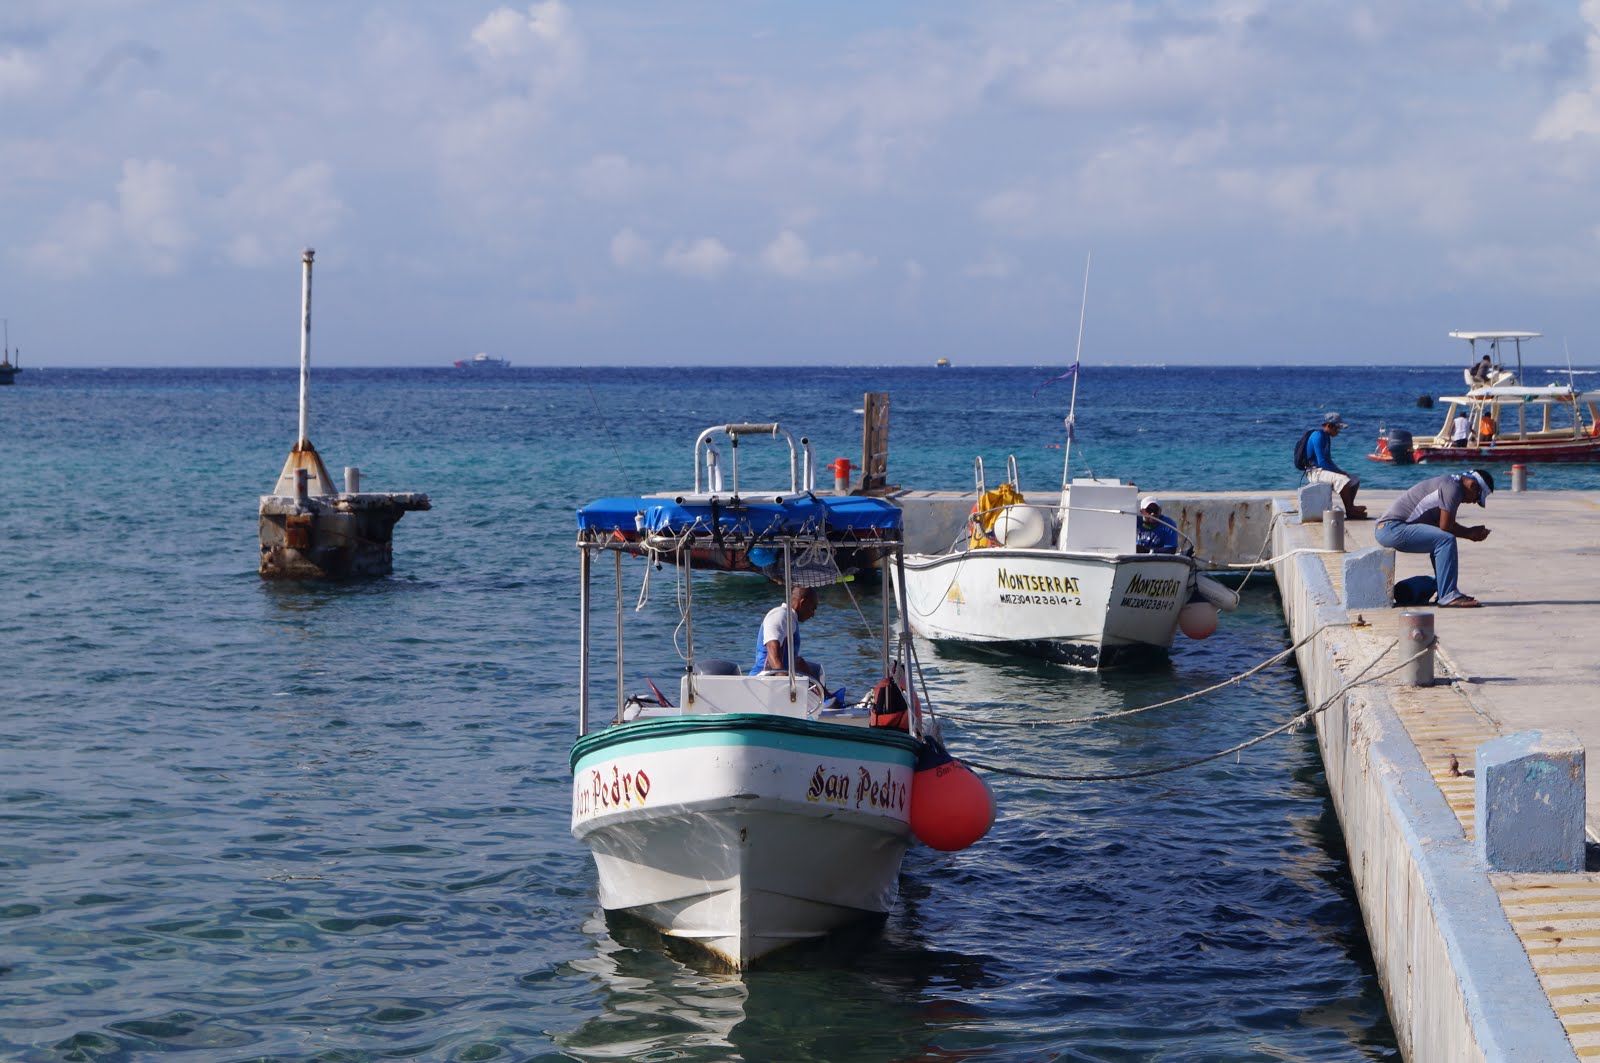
[894,469,1201,668]
[570,492,994,968]
[453,351,510,369]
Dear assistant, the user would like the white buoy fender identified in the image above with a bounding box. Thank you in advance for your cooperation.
[1194,574,1240,612]
[1178,600,1219,639]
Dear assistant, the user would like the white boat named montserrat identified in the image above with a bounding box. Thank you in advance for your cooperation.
[893,463,1204,668]
[569,491,995,968]
[892,256,1225,668]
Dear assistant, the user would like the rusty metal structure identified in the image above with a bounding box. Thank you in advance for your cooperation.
[258,250,429,579]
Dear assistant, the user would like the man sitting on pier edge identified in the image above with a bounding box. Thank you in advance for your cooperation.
[1374,469,1494,608]
[1305,411,1367,519]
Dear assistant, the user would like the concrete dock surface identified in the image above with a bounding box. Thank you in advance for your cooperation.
[1273,488,1600,1061]
[1339,489,1600,825]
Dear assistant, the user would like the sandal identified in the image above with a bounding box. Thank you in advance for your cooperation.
[1439,596,1482,608]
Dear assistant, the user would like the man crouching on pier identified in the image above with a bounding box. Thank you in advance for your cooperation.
[1374,469,1494,608]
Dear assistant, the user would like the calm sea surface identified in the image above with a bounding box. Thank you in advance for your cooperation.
[8,363,1591,1061]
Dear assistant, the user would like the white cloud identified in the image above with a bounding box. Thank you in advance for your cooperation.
[964,251,1016,280]
[23,157,341,276]
[0,48,41,97]
[469,2,584,95]
[216,161,344,268]
[759,229,875,280]
[610,227,650,267]
[578,154,645,202]
[1534,0,1600,140]
[24,201,118,279]
[662,237,733,279]
[116,159,194,271]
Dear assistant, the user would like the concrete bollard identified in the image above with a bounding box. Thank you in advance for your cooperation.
[294,467,310,503]
[1511,464,1527,492]
[1297,481,1332,523]
[1475,730,1585,872]
[1342,547,1394,609]
[1398,611,1435,686]
[344,466,361,494]
[1324,507,1345,551]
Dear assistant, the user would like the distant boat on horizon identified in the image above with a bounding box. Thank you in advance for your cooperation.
[453,352,510,370]
[1,319,22,386]
[935,357,951,369]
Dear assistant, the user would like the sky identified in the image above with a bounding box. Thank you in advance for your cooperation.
[6,1,1600,367]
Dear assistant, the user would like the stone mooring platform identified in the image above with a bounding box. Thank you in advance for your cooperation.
[259,487,431,580]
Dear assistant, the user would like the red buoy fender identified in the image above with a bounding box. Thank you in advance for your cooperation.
[910,737,996,852]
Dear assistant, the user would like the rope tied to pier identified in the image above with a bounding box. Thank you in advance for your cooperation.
[935,620,1345,729]
[962,637,1427,783]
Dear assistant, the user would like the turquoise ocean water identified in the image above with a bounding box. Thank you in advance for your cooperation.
[8,363,1593,1061]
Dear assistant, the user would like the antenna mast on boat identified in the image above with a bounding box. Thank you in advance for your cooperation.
[1060,253,1090,493]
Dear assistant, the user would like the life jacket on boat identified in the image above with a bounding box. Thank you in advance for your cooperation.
[869,676,911,731]
[969,484,1025,549]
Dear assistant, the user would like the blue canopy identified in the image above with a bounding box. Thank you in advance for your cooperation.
[577,494,901,537]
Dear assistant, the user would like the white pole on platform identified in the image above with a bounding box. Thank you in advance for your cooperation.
[299,248,314,447]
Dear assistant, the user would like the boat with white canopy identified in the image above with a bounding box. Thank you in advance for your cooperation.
[1371,383,1600,465]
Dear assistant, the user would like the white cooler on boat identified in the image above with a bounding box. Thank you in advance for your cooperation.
[1058,479,1138,553]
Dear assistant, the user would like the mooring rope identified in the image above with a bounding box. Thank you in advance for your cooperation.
[962,638,1427,783]
[934,620,1343,729]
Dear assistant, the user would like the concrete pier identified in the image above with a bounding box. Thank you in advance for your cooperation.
[896,484,1600,1058]
[1271,489,1600,1061]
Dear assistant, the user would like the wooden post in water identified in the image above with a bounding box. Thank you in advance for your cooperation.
[858,392,891,494]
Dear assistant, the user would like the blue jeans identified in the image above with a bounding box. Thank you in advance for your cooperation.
[1374,520,1464,603]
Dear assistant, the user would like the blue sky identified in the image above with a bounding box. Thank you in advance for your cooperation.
[5,1,1600,367]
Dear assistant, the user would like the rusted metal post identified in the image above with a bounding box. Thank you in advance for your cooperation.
[1399,611,1435,687]
[294,468,309,503]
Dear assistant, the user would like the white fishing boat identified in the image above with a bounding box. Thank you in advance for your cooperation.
[892,257,1224,668]
[894,464,1204,668]
[570,492,994,969]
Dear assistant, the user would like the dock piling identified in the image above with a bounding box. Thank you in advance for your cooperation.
[345,466,360,493]
[1475,730,1585,872]
[1399,610,1435,686]
[1511,464,1527,492]
[1324,507,1345,551]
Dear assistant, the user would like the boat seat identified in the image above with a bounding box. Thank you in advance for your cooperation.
[692,658,743,676]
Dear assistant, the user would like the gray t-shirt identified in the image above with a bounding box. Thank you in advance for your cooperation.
[1379,474,1467,526]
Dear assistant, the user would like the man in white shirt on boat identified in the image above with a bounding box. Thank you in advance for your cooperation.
[752,585,821,679]
[1450,412,1471,446]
